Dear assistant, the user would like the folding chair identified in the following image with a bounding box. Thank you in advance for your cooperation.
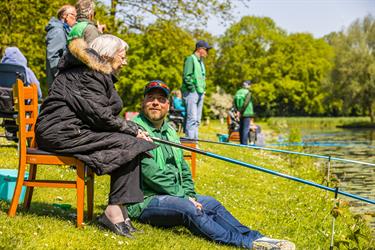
[0,63,26,142]
[7,79,95,228]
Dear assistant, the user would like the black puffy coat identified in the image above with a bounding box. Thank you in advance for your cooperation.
[36,39,156,175]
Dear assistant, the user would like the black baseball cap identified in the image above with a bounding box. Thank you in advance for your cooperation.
[195,40,212,50]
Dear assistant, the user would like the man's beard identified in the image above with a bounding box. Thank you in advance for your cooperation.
[145,109,166,122]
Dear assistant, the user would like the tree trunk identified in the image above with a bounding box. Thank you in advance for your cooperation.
[110,0,118,18]
[369,101,375,123]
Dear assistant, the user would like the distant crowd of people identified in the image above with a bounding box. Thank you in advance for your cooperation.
[0,1,294,249]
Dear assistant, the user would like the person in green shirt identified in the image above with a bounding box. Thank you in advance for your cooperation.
[234,80,255,145]
[67,0,106,44]
[127,80,295,250]
[181,40,211,140]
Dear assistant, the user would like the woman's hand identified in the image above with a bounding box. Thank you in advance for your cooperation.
[136,129,153,142]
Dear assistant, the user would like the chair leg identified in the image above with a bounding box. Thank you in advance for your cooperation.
[8,162,27,217]
[86,167,94,221]
[191,151,197,179]
[76,163,85,228]
[23,164,37,210]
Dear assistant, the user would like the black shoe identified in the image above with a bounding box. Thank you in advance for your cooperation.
[97,213,134,238]
[124,218,143,233]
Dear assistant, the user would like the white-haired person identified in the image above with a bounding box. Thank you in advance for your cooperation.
[35,35,156,238]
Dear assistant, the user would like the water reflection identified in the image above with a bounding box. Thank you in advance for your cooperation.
[298,128,375,231]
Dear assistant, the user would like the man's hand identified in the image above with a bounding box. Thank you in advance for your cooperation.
[136,130,153,142]
[235,111,241,120]
[189,197,203,210]
[97,21,106,33]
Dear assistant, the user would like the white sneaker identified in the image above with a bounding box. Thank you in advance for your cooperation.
[252,237,296,250]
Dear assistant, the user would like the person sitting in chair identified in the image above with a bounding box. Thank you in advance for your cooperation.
[171,89,186,117]
[35,35,156,238]
[1,47,42,99]
[127,80,295,250]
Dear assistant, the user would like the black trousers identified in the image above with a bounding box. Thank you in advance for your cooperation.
[108,156,144,205]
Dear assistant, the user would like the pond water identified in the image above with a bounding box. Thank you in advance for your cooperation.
[278,128,375,232]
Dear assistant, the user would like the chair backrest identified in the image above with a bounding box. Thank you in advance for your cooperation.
[0,63,26,88]
[0,63,27,114]
[13,79,39,152]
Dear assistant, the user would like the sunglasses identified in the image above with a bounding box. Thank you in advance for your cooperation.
[145,81,170,92]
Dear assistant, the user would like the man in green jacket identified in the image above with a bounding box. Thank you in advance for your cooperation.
[181,40,211,140]
[127,80,295,250]
[234,80,255,145]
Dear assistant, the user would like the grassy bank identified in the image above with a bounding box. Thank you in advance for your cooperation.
[0,121,373,249]
[266,117,373,130]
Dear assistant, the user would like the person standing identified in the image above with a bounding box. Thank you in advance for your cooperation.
[181,40,211,140]
[68,0,106,44]
[45,5,77,87]
[234,80,254,145]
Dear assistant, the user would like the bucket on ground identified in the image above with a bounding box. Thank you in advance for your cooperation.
[217,133,229,142]
[0,169,29,203]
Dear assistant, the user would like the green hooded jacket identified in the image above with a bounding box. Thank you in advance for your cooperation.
[234,88,254,117]
[181,54,206,94]
[127,114,197,218]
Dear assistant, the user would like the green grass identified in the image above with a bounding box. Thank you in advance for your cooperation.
[266,116,373,131]
[0,121,373,249]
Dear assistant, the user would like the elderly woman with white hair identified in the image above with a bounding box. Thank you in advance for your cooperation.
[35,35,156,237]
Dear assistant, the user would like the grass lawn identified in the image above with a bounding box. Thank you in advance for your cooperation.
[0,120,373,249]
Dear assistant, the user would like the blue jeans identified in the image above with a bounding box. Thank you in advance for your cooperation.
[139,195,263,248]
[240,117,251,145]
[183,92,204,140]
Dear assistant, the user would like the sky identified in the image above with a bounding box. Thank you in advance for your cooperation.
[206,0,374,38]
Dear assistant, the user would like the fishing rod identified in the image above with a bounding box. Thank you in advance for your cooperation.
[181,138,375,167]
[152,137,375,205]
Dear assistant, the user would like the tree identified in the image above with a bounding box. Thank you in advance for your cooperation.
[115,21,194,110]
[107,0,248,31]
[272,33,334,115]
[326,15,375,122]
[215,16,333,116]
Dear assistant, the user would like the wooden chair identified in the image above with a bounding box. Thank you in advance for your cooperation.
[181,139,197,179]
[7,79,94,228]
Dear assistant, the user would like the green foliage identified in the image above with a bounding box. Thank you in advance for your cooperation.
[1,0,373,120]
[115,21,194,111]
[215,16,334,116]
[107,0,238,31]
[325,14,375,122]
